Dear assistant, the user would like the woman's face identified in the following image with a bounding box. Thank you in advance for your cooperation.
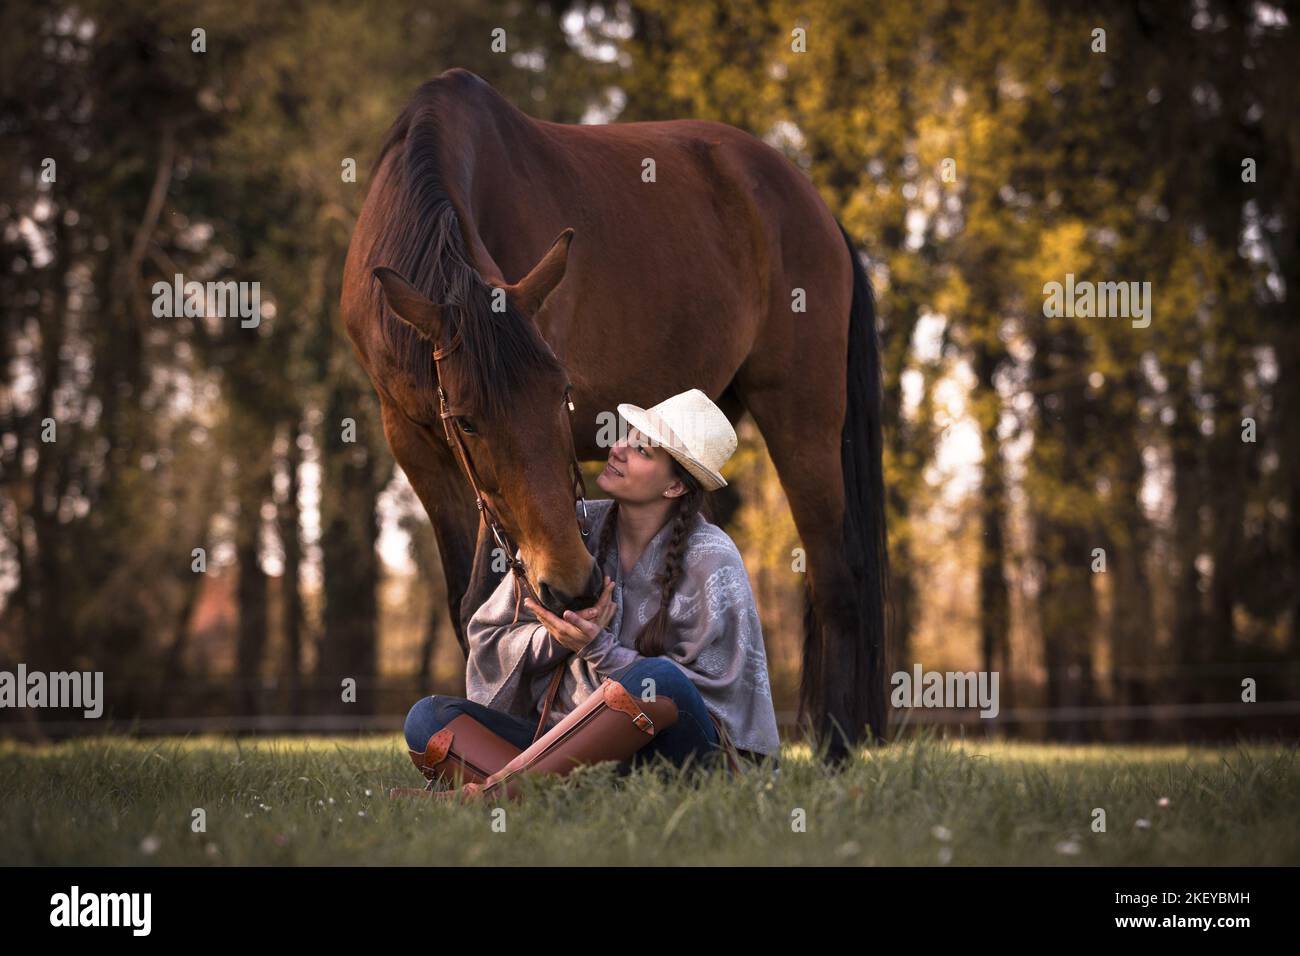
[597,425,686,503]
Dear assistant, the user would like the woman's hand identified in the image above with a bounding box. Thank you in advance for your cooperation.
[525,577,616,653]
[577,576,617,630]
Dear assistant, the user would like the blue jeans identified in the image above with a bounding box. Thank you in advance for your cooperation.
[403,658,722,775]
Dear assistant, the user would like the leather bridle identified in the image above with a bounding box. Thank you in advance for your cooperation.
[431,329,591,625]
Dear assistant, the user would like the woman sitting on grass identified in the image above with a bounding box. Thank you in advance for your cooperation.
[395,389,781,801]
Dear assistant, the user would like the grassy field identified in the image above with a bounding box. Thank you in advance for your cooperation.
[1,731,1296,865]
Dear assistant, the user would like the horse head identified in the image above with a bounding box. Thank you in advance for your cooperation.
[372,228,602,616]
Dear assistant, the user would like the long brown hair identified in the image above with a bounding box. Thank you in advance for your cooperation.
[595,459,712,657]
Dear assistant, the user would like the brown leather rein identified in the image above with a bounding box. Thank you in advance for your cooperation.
[431,329,587,743]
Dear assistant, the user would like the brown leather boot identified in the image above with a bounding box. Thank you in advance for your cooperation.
[411,678,679,803]
[391,713,523,798]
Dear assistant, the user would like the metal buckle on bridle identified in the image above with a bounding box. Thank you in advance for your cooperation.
[437,386,450,441]
[563,382,590,536]
[486,512,512,555]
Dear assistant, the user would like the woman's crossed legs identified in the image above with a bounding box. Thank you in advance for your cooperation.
[403,658,721,777]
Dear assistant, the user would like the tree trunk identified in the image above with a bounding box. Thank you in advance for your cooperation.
[973,341,1012,715]
[317,371,383,718]
[279,419,305,715]
[236,475,270,720]
[1167,364,1206,712]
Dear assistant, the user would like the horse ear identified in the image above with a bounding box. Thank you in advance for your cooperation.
[505,228,574,315]
[373,267,446,341]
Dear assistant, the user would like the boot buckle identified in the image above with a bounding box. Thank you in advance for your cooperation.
[604,681,658,735]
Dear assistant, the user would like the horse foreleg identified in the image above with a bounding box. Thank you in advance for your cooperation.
[380,398,482,664]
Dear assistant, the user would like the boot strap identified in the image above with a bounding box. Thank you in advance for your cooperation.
[409,725,455,777]
[603,680,657,735]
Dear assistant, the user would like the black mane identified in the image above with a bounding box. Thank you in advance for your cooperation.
[367,88,563,420]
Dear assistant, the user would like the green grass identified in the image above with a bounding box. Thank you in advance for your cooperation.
[1,732,1296,865]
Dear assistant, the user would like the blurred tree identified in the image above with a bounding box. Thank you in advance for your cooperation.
[2,0,1296,740]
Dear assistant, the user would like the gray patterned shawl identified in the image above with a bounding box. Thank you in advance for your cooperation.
[464,498,781,756]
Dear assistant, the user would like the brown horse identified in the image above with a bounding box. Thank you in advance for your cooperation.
[341,68,888,757]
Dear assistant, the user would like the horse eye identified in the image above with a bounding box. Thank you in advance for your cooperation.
[459,417,477,435]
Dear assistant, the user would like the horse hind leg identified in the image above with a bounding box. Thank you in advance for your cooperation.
[730,358,876,764]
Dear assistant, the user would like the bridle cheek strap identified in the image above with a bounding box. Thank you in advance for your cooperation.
[431,330,589,625]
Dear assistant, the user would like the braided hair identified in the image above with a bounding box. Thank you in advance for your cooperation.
[594,459,712,657]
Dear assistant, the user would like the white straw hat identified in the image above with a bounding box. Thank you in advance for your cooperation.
[616,388,738,491]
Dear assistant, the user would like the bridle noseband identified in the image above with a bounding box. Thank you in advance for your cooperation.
[431,329,590,624]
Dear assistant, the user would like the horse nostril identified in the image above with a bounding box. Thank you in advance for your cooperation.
[564,568,604,613]
[567,592,598,613]
[538,582,560,612]
[539,569,603,614]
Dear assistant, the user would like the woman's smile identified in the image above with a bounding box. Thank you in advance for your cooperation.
[602,460,625,479]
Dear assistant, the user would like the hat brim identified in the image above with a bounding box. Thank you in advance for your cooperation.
[617,403,727,491]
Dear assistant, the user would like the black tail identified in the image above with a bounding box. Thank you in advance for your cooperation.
[836,221,889,745]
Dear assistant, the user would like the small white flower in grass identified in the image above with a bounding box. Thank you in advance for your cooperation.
[243,812,253,819]
[139,834,161,856]
[317,799,324,806]
[1156,796,1170,808]
[931,825,952,842]
[365,788,372,797]
[1054,839,1082,856]
[357,810,367,818]
[259,803,271,811]
[1135,818,1152,829]
[328,797,335,805]
[937,847,953,865]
